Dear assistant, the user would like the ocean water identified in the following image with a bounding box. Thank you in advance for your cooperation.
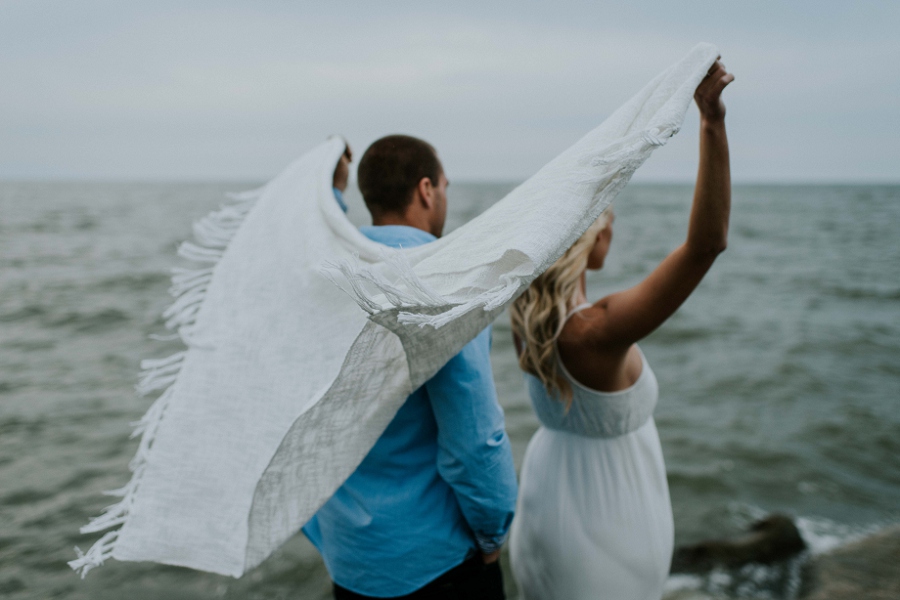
[1,181,898,599]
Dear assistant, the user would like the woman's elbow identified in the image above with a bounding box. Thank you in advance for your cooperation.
[686,237,727,263]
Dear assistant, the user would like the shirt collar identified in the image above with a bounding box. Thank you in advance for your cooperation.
[358,225,437,248]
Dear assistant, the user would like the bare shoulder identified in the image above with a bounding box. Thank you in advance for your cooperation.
[556,299,618,350]
[557,303,642,393]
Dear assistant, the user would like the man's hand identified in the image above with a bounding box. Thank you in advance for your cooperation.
[694,58,734,123]
[332,144,353,192]
[482,549,501,564]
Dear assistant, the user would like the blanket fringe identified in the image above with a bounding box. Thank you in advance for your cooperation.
[322,251,524,330]
[396,274,523,329]
[69,187,264,578]
[68,530,119,579]
[321,248,446,317]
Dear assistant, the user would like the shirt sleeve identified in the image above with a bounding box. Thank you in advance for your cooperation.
[333,187,348,213]
[425,326,518,554]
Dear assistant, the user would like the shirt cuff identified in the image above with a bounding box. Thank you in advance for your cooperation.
[474,530,510,555]
[333,187,348,213]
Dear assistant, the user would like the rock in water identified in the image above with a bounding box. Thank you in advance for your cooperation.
[671,514,807,573]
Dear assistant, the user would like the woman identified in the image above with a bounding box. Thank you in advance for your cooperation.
[509,60,734,600]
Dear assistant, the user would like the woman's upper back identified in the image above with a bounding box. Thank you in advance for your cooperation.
[525,304,659,438]
[556,301,646,393]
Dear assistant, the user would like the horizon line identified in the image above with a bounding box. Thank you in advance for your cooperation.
[2,175,900,187]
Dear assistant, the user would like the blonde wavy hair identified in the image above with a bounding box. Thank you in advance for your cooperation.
[509,210,612,407]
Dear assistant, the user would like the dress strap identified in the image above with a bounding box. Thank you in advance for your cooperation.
[566,302,593,318]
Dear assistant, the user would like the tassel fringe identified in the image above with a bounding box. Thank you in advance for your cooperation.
[321,250,525,330]
[69,530,119,579]
[69,187,264,578]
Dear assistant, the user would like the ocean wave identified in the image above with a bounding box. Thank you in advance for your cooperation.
[92,272,169,292]
[1,339,56,352]
[1,488,55,506]
[791,278,900,302]
[0,381,26,395]
[0,305,47,323]
[0,303,134,332]
[666,471,737,494]
[45,308,131,332]
[649,326,718,343]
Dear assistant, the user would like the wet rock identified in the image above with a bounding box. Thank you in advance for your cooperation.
[800,525,900,600]
[671,514,807,574]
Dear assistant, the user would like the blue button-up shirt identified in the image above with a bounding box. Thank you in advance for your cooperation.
[303,224,518,597]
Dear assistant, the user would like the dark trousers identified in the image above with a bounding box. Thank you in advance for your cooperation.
[332,555,505,600]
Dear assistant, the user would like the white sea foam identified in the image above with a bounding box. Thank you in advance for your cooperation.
[794,515,881,555]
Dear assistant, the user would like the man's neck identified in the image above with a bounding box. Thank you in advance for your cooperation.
[372,213,436,237]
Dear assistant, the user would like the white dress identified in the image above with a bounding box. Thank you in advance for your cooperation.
[510,309,674,600]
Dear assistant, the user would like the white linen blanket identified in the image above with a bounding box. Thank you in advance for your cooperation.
[71,42,720,578]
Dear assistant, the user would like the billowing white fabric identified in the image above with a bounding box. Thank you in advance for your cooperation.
[71,43,718,578]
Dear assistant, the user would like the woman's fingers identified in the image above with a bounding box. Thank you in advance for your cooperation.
[706,60,726,78]
[694,58,733,120]
[698,61,733,96]
[711,73,735,96]
[704,63,727,85]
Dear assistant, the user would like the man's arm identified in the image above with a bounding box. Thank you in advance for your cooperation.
[425,327,518,563]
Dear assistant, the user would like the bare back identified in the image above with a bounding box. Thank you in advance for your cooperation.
[556,305,644,393]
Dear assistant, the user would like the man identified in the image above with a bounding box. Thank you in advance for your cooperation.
[303,135,518,599]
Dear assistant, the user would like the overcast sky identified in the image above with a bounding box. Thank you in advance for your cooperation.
[2,1,898,182]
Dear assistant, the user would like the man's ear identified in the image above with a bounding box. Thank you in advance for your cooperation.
[416,177,435,209]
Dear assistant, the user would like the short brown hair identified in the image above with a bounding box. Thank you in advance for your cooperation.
[357,135,442,215]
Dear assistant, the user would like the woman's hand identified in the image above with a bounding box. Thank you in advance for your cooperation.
[694,59,734,123]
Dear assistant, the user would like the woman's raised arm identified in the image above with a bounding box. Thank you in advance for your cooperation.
[587,60,734,350]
